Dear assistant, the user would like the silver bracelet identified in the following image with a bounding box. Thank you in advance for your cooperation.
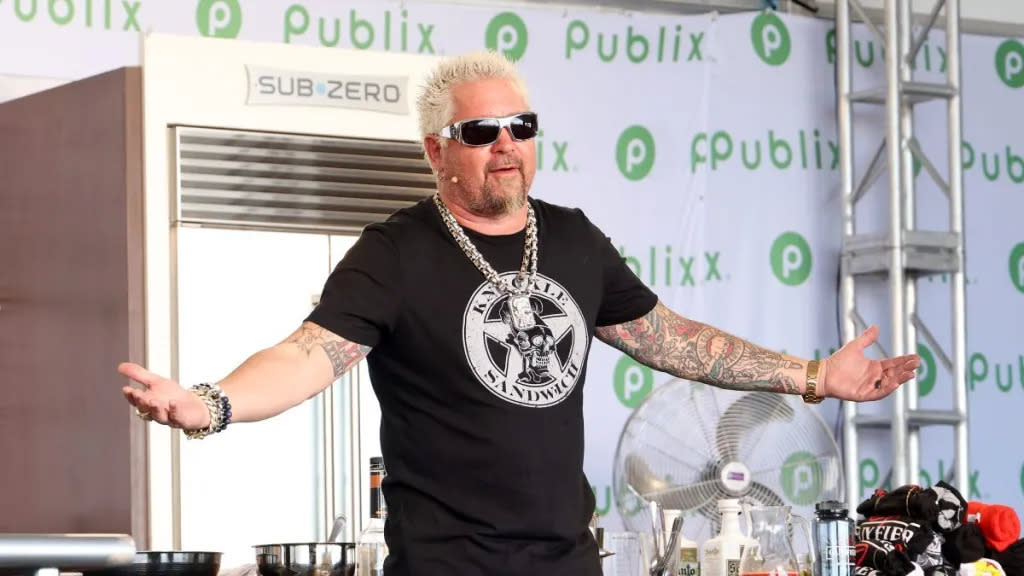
[183,383,232,440]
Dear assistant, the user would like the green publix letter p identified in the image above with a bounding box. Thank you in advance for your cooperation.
[996,39,1024,89]
[486,12,528,61]
[196,0,242,38]
[614,355,653,408]
[752,12,791,66]
[616,126,655,181]
[771,232,812,286]
[1011,242,1024,293]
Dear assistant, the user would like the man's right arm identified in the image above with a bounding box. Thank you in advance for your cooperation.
[120,321,370,430]
[215,321,372,422]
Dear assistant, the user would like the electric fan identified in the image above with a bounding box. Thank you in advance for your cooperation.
[611,379,845,542]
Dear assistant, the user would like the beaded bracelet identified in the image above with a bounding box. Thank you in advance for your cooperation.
[183,383,232,440]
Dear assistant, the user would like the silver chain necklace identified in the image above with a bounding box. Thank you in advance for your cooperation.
[433,192,540,330]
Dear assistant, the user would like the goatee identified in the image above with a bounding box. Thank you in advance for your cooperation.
[470,182,528,217]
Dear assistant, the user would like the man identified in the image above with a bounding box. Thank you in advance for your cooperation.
[120,50,920,576]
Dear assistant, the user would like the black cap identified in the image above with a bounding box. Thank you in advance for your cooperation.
[815,500,849,516]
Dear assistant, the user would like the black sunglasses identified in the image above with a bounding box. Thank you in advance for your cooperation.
[439,112,539,147]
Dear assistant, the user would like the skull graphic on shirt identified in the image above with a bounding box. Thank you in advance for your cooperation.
[462,273,589,408]
[501,298,557,385]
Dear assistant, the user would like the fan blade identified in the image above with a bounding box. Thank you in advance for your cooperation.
[624,453,668,495]
[715,393,794,462]
[745,481,785,507]
[625,453,718,512]
[645,480,723,512]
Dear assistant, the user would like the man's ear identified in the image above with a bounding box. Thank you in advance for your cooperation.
[423,136,444,174]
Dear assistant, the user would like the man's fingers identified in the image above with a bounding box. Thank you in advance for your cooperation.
[119,362,162,389]
[126,388,159,415]
[858,325,880,350]
[122,387,141,407]
[142,396,170,423]
[167,399,184,428]
[880,354,920,371]
[126,388,153,410]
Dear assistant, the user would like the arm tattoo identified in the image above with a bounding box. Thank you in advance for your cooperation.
[595,302,803,394]
[321,341,372,378]
[287,323,371,378]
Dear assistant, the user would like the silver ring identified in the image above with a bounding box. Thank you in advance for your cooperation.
[136,408,153,421]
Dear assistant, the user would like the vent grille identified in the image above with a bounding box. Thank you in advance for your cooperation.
[174,126,435,233]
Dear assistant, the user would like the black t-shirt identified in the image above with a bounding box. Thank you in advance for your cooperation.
[307,196,658,576]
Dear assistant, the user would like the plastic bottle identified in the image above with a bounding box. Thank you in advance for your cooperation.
[701,499,755,576]
[813,500,856,576]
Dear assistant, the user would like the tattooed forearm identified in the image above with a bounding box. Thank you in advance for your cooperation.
[595,301,805,394]
[286,322,371,378]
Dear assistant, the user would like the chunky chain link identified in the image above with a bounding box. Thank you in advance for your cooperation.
[183,383,231,440]
[433,192,538,295]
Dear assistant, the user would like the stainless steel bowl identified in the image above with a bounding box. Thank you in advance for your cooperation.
[82,551,221,576]
[253,543,355,576]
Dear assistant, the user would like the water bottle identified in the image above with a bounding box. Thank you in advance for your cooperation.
[812,500,856,576]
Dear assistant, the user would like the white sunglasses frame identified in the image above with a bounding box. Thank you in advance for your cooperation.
[438,112,539,147]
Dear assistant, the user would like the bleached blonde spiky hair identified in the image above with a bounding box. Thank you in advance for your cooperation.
[416,50,530,143]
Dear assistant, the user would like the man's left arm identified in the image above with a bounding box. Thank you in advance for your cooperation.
[594,301,920,402]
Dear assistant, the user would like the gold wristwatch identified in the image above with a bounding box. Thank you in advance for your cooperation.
[802,360,824,404]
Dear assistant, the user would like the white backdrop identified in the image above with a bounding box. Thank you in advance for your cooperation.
[3,0,1021,534]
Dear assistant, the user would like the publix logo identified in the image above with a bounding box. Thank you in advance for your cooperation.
[917,343,937,397]
[486,12,709,65]
[565,20,706,64]
[614,355,653,408]
[861,458,982,499]
[752,12,791,66]
[536,130,573,172]
[770,232,812,286]
[781,451,822,505]
[591,485,613,516]
[196,0,241,38]
[1010,242,1024,293]
[690,128,838,173]
[617,126,656,180]
[995,39,1024,89]
[824,29,946,73]
[620,245,727,288]
[3,0,141,31]
[283,5,437,53]
[485,12,528,61]
[960,141,1024,185]
[969,350,1024,392]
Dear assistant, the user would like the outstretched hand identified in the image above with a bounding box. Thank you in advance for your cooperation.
[821,325,921,402]
[119,362,210,430]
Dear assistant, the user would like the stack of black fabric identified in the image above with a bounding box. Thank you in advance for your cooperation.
[852,481,998,576]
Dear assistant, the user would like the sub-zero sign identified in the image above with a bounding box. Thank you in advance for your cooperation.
[245,65,408,114]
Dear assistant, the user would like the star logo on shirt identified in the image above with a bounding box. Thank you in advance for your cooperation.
[463,273,588,407]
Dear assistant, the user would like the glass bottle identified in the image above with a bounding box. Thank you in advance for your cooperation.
[357,457,388,576]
